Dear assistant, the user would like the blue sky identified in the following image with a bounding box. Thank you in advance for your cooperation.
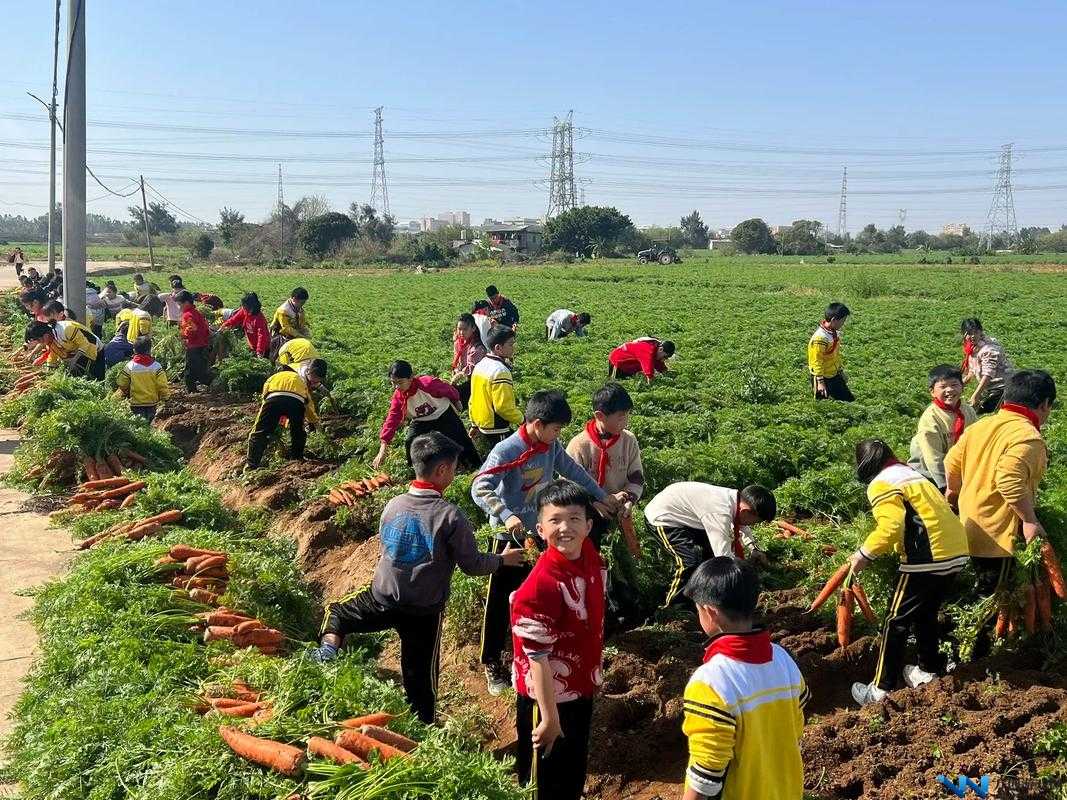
[2,1,1066,232]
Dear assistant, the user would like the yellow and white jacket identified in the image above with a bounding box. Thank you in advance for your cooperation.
[47,320,99,365]
[861,462,969,572]
[116,307,152,344]
[261,368,319,425]
[116,356,170,407]
[276,337,319,368]
[683,629,808,800]
[468,355,522,434]
[270,300,309,339]
[806,325,842,379]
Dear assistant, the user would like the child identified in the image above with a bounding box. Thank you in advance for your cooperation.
[472,390,614,695]
[159,275,185,326]
[276,337,319,370]
[371,360,480,470]
[608,337,675,383]
[565,382,643,553]
[469,325,523,450]
[271,287,311,341]
[42,300,67,322]
[486,284,519,329]
[450,312,486,409]
[219,292,270,357]
[176,290,213,393]
[85,283,107,338]
[512,479,605,800]
[312,432,525,723]
[848,439,969,705]
[246,359,327,470]
[103,323,135,368]
[24,319,104,381]
[945,369,1055,660]
[115,336,171,423]
[115,305,153,343]
[681,557,808,800]
[960,318,1014,414]
[808,302,853,401]
[471,299,495,348]
[545,309,591,340]
[908,364,977,489]
[644,482,774,606]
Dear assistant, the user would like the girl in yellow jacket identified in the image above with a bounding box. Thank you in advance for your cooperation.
[25,320,104,381]
[848,439,968,706]
[114,337,170,423]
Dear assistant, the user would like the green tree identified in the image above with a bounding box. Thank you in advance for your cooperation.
[731,218,777,254]
[544,206,637,257]
[189,233,214,259]
[679,210,709,248]
[778,219,825,255]
[218,207,244,247]
[297,211,357,259]
[128,201,178,235]
[349,203,396,245]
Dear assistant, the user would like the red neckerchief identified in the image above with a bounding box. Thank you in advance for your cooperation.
[585,419,620,487]
[820,320,839,354]
[131,354,155,367]
[932,397,967,443]
[702,628,772,665]
[477,424,549,478]
[731,497,745,558]
[962,337,976,372]
[410,479,445,495]
[1002,403,1041,430]
[570,314,581,329]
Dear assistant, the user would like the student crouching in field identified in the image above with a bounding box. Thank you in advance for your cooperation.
[245,358,327,470]
[25,319,104,381]
[848,439,969,706]
[945,369,1055,660]
[644,482,774,607]
[371,360,480,470]
[808,302,853,401]
[469,325,523,451]
[681,557,808,800]
[608,337,675,383]
[545,309,591,340]
[114,337,170,423]
[472,390,615,696]
[960,317,1013,414]
[485,284,520,329]
[219,292,270,357]
[311,432,525,723]
[908,364,977,490]
[512,479,605,800]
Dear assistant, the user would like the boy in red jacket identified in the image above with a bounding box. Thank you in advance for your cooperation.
[512,479,605,800]
[372,360,481,469]
[177,290,213,392]
[608,337,675,384]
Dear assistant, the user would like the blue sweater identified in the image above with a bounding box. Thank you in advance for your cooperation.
[471,431,608,538]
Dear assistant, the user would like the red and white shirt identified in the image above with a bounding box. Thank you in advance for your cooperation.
[511,537,606,702]
[378,375,460,444]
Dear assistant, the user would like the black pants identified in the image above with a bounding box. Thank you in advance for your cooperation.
[406,408,481,469]
[185,346,212,391]
[69,352,105,382]
[814,373,854,402]
[873,570,957,691]
[456,379,472,410]
[90,322,104,339]
[653,524,711,607]
[480,537,532,666]
[247,395,306,469]
[975,386,1004,415]
[516,695,594,800]
[322,588,443,724]
[131,405,157,423]
[476,428,512,458]
[971,556,1014,660]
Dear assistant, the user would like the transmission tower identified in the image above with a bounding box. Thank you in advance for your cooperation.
[369,106,390,216]
[897,208,907,229]
[984,143,1018,248]
[276,164,285,211]
[546,111,577,217]
[836,167,847,239]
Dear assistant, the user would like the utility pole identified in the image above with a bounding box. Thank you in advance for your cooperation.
[369,107,389,216]
[139,175,155,271]
[47,0,61,276]
[62,0,86,320]
[836,166,847,240]
[897,208,907,229]
[276,163,284,211]
[983,143,1018,250]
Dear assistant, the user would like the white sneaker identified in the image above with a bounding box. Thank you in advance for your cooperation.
[903,664,936,688]
[851,681,887,706]
[484,664,510,697]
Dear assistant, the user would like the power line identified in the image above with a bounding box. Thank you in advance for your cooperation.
[143,180,209,225]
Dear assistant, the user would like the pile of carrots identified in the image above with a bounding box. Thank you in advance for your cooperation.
[9,369,41,396]
[77,509,183,549]
[327,474,391,507]
[80,450,148,482]
[195,680,273,721]
[218,711,417,777]
[808,562,876,649]
[996,542,1066,638]
[68,475,147,514]
[161,544,231,609]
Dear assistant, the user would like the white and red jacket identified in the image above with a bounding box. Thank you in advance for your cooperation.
[511,537,606,702]
[379,375,460,444]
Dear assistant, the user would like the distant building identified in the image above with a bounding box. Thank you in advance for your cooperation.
[505,216,542,227]
[770,224,792,235]
[707,238,732,250]
[484,223,543,255]
[942,223,971,236]
[420,217,448,232]
[434,210,471,227]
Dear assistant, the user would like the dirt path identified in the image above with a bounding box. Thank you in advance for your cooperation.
[0,429,71,742]
[0,260,148,291]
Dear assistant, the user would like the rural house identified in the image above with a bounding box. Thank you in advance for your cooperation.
[483,223,544,255]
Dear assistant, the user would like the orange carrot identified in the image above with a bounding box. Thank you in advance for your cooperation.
[170,544,222,561]
[78,530,119,550]
[994,610,1008,639]
[232,680,260,702]
[202,611,254,627]
[83,457,99,482]
[119,492,139,509]
[105,453,125,477]
[1036,578,1053,631]
[1041,541,1067,600]
[235,620,265,635]
[209,698,252,710]
[155,555,179,567]
[341,713,397,729]
[307,736,367,766]
[95,498,120,511]
[95,460,113,479]
[125,522,162,541]
[233,628,284,648]
[1023,583,1037,634]
[190,555,228,572]
[809,562,851,612]
[193,567,230,581]
[619,515,641,557]
[837,587,854,648]
[334,729,405,761]
[203,626,236,643]
[851,579,877,624]
[218,726,306,776]
[188,588,222,605]
[214,702,264,718]
[359,725,417,753]
[78,477,130,491]
[120,449,147,465]
[94,481,146,500]
[775,519,813,540]
[173,575,227,591]
[144,509,183,526]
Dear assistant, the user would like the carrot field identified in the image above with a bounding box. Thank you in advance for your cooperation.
[2,255,1066,800]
